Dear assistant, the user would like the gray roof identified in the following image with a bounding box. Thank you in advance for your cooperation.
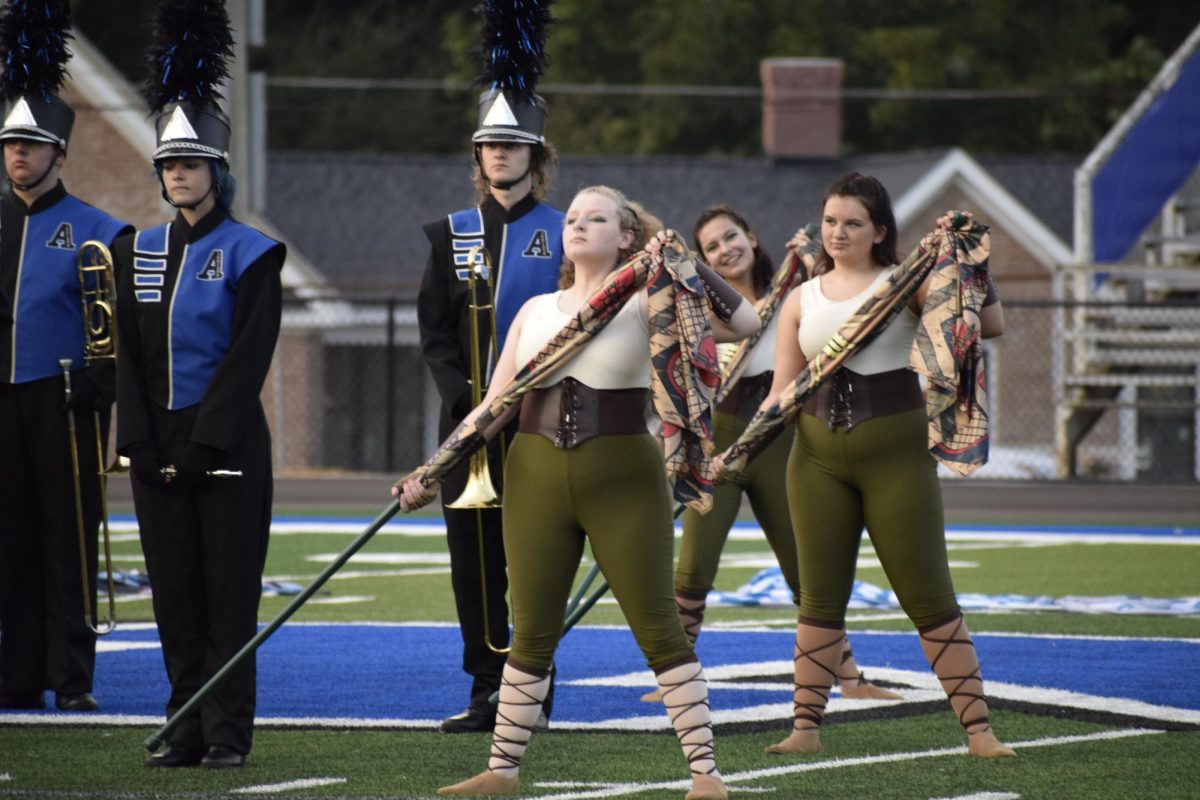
[974,153,1079,247]
[267,149,1079,295]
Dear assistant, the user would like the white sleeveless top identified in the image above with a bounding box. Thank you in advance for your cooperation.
[515,291,651,389]
[797,267,918,375]
[742,309,778,377]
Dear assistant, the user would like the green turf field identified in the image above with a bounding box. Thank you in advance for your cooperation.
[2,504,1198,799]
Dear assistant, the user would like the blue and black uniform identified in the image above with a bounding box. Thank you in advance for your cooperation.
[418,194,563,719]
[114,206,283,755]
[0,181,130,708]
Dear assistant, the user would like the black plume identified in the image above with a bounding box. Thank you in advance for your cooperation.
[0,0,74,102]
[477,0,554,98]
[143,0,234,112]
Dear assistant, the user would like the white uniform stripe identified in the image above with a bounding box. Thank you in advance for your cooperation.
[165,242,188,409]
[8,218,29,382]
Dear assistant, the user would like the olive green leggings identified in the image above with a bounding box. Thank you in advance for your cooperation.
[787,408,960,628]
[502,432,695,672]
[676,412,800,602]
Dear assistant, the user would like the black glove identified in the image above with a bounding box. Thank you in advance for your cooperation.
[172,442,223,486]
[127,443,167,487]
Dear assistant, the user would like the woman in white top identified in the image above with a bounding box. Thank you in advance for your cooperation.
[661,205,899,703]
[399,185,758,800]
[757,173,1013,759]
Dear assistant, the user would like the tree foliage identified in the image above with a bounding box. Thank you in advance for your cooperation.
[74,0,1199,156]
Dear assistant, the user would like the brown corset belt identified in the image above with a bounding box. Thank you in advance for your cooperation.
[800,367,923,430]
[519,377,650,448]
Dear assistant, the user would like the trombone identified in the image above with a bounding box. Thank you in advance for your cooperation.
[446,244,509,654]
[61,239,123,636]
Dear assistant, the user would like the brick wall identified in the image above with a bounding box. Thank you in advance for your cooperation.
[58,86,163,229]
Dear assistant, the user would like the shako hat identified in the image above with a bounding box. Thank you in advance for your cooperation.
[471,0,555,145]
[143,0,234,163]
[0,0,75,151]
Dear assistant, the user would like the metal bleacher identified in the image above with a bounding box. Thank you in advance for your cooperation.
[1053,194,1200,480]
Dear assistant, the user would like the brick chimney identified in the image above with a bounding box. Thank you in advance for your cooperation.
[761,58,844,159]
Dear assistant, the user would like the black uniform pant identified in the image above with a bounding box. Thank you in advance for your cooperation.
[133,403,272,754]
[439,434,509,712]
[0,375,105,698]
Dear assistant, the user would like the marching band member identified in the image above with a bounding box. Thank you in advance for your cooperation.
[399,185,757,800]
[417,0,562,733]
[114,0,284,769]
[0,0,131,713]
[733,173,1013,758]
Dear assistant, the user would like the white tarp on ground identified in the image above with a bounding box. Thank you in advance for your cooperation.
[709,567,1200,616]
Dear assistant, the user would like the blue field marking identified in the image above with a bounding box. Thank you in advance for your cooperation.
[107,514,1200,540]
[14,624,1194,725]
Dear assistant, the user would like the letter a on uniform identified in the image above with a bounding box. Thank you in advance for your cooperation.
[197,249,224,280]
[46,222,74,250]
[523,229,552,258]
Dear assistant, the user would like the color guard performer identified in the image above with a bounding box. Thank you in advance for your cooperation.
[721,173,1013,759]
[0,0,131,713]
[417,0,562,733]
[647,205,900,703]
[114,0,284,769]
[399,185,759,800]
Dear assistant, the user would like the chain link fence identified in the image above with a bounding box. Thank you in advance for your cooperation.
[264,297,1199,482]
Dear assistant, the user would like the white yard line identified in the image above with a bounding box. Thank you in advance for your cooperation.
[565,664,1200,728]
[266,567,451,581]
[231,776,347,794]
[526,729,1161,800]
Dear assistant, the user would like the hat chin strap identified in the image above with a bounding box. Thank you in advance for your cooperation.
[160,178,215,211]
[7,160,58,193]
[488,166,531,191]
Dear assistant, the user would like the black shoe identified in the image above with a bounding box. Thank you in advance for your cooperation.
[439,707,496,733]
[201,745,246,769]
[55,692,99,712]
[0,692,45,710]
[144,743,205,768]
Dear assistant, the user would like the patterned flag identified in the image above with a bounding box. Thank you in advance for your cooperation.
[647,239,720,511]
[718,214,991,477]
[911,221,994,474]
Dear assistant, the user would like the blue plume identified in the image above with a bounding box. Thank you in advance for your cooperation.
[478,0,554,98]
[143,0,233,112]
[0,0,74,102]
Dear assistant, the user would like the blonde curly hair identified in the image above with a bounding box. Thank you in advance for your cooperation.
[558,185,663,289]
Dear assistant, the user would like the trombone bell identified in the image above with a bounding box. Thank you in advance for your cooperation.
[446,451,500,509]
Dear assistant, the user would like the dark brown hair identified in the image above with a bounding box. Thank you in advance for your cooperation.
[692,204,774,299]
[813,172,898,276]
